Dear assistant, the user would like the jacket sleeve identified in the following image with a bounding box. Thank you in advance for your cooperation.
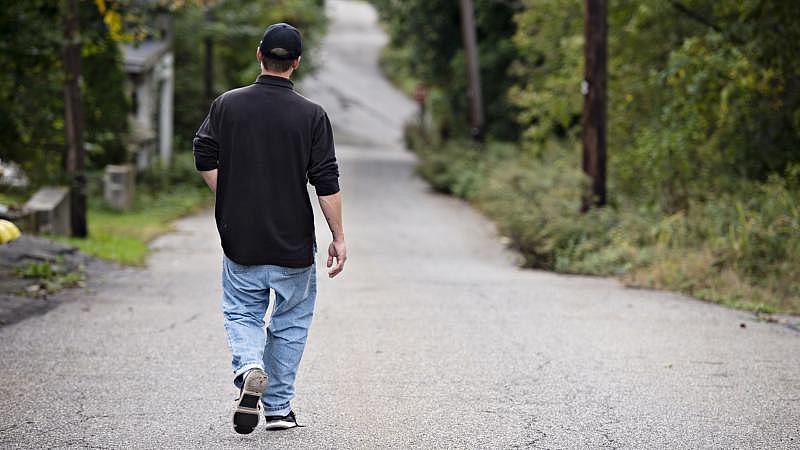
[193,99,220,171]
[307,110,340,195]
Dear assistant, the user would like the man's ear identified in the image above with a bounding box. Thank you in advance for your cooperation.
[292,56,302,70]
[256,47,263,65]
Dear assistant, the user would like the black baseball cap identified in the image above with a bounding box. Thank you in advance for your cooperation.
[259,23,302,61]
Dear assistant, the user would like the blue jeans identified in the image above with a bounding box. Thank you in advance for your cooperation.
[221,255,317,417]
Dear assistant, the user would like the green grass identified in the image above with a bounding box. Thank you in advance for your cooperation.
[0,190,28,207]
[1,153,213,266]
[16,258,84,294]
[56,185,212,266]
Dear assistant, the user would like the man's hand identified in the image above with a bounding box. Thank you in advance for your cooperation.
[199,169,218,192]
[327,239,347,278]
[318,192,346,278]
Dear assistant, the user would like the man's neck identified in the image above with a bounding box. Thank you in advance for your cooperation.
[261,69,292,80]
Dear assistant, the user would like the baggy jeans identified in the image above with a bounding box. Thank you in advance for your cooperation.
[221,255,317,417]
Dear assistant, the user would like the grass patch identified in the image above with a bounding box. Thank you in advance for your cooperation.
[407,125,800,315]
[1,153,213,266]
[56,184,212,266]
[16,258,84,296]
[0,190,28,206]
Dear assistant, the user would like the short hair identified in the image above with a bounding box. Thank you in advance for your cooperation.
[262,48,295,73]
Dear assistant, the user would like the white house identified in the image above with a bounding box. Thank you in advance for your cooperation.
[122,37,174,170]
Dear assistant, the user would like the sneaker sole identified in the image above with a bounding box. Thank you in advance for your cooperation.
[264,420,298,431]
[233,369,268,434]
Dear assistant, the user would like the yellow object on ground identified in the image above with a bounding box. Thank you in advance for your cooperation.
[0,219,21,244]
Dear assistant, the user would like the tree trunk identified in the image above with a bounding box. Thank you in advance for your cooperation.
[62,0,87,237]
[458,0,485,142]
[581,0,607,212]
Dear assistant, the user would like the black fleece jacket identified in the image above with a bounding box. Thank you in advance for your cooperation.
[193,74,339,267]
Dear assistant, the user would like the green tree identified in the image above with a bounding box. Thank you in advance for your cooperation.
[511,0,800,212]
[82,1,130,168]
[0,0,129,184]
[172,0,327,149]
[372,0,521,140]
[0,1,66,184]
[0,0,326,184]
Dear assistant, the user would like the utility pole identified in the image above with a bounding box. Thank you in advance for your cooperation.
[581,0,607,211]
[458,0,485,142]
[62,0,87,237]
[203,0,214,103]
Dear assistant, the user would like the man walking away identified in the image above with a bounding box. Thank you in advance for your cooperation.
[193,22,347,434]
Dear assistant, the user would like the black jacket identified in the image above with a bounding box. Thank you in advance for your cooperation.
[193,75,339,267]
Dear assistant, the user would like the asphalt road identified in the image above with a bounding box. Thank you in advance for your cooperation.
[1,1,798,448]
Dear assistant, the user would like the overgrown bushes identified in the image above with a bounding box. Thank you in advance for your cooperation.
[408,124,800,314]
[381,0,800,314]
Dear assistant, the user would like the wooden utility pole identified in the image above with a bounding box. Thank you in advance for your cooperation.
[581,0,607,211]
[203,0,214,103]
[62,0,87,237]
[458,0,485,142]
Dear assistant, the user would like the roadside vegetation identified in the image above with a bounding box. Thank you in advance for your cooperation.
[16,258,84,296]
[374,0,800,314]
[56,187,210,266]
[0,1,326,266]
[55,154,213,266]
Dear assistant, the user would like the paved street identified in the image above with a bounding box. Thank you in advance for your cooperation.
[1,1,799,448]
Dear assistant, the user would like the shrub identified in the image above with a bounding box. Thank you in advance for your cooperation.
[411,135,800,314]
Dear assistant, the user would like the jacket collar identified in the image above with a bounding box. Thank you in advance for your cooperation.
[255,74,294,89]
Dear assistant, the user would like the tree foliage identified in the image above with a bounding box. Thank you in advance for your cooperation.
[384,0,800,311]
[172,0,326,149]
[372,0,520,140]
[0,1,128,184]
[512,0,800,211]
[0,0,326,186]
[379,0,800,212]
